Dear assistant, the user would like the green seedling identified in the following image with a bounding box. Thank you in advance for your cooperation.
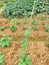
[0,52,4,65]
[18,51,32,65]
[10,21,17,32]
[24,30,31,37]
[0,35,12,48]
[32,19,39,25]
[21,39,28,50]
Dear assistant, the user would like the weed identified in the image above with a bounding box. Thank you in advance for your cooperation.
[21,39,28,50]
[0,35,12,48]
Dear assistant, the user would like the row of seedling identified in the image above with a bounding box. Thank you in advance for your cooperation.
[18,30,32,65]
[0,18,49,32]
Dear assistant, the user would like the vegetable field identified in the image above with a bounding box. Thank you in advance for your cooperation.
[0,0,49,65]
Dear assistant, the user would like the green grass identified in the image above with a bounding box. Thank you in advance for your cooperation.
[18,54,32,65]
[21,39,28,50]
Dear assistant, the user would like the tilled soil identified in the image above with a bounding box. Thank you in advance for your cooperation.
[0,15,49,65]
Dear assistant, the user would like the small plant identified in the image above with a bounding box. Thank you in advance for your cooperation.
[32,19,39,25]
[10,21,17,32]
[21,39,28,50]
[32,25,39,30]
[0,26,6,31]
[0,35,12,48]
[44,23,49,32]
[0,52,4,65]
[18,51,32,65]
[24,30,31,37]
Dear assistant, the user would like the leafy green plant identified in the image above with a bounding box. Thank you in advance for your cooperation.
[44,23,49,32]
[24,30,31,37]
[21,39,28,50]
[18,51,32,65]
[0,52,4,65]
[0,26,6,31]
[10,21,17,32]
[2,0,49,18]
[32,19,39,25]
[0,35,12,48]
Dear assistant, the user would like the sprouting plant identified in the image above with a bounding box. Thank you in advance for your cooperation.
[0,26,6,31]
[10,21,17,32]
[44,23,49,32]
[0,35,12,48]
[0,52,4,65]
[32,25,39,30]
[32,19,39,25]
[24,30,31,37]
[21,39,28,50]
[18,51,32,65]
